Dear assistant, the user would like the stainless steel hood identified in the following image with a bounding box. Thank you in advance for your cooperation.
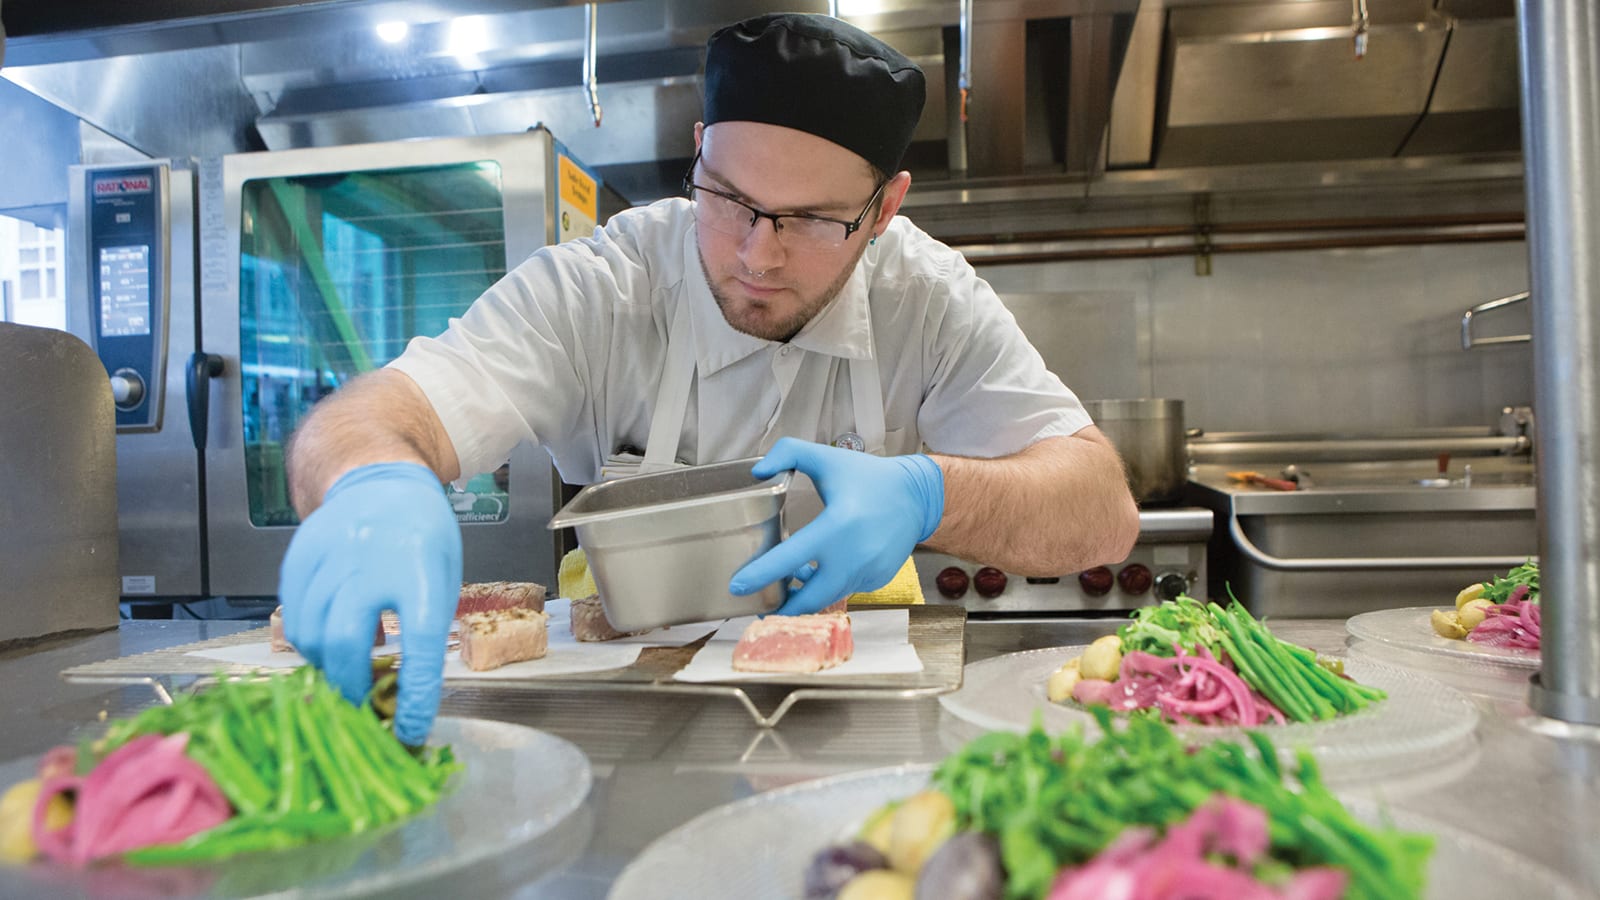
[0,0,1523,207]
[1111,0,1520,170]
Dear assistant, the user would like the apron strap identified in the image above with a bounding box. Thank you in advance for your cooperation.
[641,298,696,470]
[848,353,887,454]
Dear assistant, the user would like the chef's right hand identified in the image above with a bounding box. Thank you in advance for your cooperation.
[278,462,461,746]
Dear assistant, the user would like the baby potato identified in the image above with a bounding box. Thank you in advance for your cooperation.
[859,801,899,856]
[1046,665,1083,703]
[1079,634,1124,681]
[1457,597,1495,630]
[887,790,955,874]
[1431,608,1469,639]
[838,869,916,900]
[0,779,70,864]
[1455,582,1488,610]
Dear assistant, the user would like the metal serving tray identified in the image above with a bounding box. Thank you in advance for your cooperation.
[59,605,967,728]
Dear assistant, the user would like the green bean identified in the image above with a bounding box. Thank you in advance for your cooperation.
[187,736,271,816]
[310,689,416,820]
[1228,605,1335,720]
[271,675,302,814]
[1217,610,1314,721]
[1252,627,1337,719]
[292,688,369,829]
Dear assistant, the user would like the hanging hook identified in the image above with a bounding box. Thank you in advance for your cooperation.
[584,3,602,127]
[958,0,973,122]
[1351,0,1370,59]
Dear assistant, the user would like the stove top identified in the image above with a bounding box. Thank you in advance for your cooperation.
[912,506,1214,614]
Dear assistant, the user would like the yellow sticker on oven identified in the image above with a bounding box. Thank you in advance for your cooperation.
[558,155,598,242]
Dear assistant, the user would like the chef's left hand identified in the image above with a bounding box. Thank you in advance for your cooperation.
[729,438,944,615]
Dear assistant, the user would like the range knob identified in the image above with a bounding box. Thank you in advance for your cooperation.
[1153,571,1190,602]
[973,566,1008,598]
[935,566,969,599]
[1077,566,1114,597]
[1117,563,1153,595]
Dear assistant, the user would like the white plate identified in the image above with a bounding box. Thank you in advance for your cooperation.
[0,717,593,899]
[938,647,1478,780]
[1346,606,1541,670]
[608,765,1585,900]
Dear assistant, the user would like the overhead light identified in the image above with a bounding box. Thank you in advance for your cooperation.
[375,21,409,44]
[446,16,492,67]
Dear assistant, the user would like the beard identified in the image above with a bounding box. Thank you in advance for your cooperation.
[697,241,866,343]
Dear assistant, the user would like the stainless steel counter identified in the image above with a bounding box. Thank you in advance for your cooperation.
[2,620,1597,898]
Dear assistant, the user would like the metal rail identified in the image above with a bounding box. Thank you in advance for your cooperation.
[1227,511,1531,572]
[1190,435,1528,464]
[1461,291,1532,350]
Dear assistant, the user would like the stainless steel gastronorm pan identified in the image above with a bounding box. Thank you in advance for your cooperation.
[546,459,792,631]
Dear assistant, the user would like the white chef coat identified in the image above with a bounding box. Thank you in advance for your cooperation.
[387,197,1092,485]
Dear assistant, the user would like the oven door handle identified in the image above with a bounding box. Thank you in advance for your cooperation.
[186,352,225,451]
[1227,511,1532,571]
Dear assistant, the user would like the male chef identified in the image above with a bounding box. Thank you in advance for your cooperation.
[280,12,1139,744]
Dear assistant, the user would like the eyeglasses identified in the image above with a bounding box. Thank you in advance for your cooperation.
[682,151,887,251]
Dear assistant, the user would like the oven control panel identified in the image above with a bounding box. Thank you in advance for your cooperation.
[83,164,169,432]
[913,507,1213,613]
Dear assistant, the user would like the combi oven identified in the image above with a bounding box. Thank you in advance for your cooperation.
[68,129,621,604]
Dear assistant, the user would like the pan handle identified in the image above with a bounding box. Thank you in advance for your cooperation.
[1227,511,1530,571]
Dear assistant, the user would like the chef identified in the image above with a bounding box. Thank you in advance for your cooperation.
[280,12,1140,744]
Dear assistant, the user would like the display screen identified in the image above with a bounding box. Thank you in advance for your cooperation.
[99,244,152,337]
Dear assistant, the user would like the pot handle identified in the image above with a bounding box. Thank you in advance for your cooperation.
[1227,511,1530,571]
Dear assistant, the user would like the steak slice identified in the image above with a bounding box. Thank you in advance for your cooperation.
[458,608,550,671]
[270,605,385,653]
[731,613,853,673]
[457,581,547,617]
[569,595,642,642]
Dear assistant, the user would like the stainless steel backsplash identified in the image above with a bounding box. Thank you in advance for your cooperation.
[984,241,1533,435]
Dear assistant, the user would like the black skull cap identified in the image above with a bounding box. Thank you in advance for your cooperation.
[703,13,926,175]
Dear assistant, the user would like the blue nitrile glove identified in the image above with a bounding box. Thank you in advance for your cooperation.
[729,437,944,616]
[278,462,461,746]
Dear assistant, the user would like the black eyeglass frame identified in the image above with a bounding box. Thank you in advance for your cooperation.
[681,150,889,245]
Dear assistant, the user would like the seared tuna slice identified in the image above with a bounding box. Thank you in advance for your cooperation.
[458,608,550,671]
[732,613,853,673]
[570,595,642,642]
[457,581,547,617]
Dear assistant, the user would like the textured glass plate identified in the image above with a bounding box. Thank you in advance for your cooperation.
[608,765,1586,900]
[1347,606,1541,670]
[938,647,1478,779]
[0,717,593,899]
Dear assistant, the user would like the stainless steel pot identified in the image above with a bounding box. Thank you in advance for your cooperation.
[1085,399,1188,503]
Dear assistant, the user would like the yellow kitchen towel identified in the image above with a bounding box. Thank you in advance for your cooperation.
[849,555,925,605]
[559,548,925,606]
[558,547,598,600]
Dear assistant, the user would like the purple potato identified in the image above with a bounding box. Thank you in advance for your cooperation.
[805,841,891,899]
[914,832,1004,900]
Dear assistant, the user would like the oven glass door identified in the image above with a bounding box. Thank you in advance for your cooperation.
[239,162,509,527]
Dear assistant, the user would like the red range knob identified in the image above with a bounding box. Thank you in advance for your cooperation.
[935,566,970,599]
[974,566,1008,598]
[1118,563,1153,595]
[1078,566,1114,597]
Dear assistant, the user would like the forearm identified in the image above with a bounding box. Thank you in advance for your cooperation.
[286,369,461,516]
[924,430,1140,576]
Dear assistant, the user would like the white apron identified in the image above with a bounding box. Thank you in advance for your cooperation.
[601,295,887,528]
